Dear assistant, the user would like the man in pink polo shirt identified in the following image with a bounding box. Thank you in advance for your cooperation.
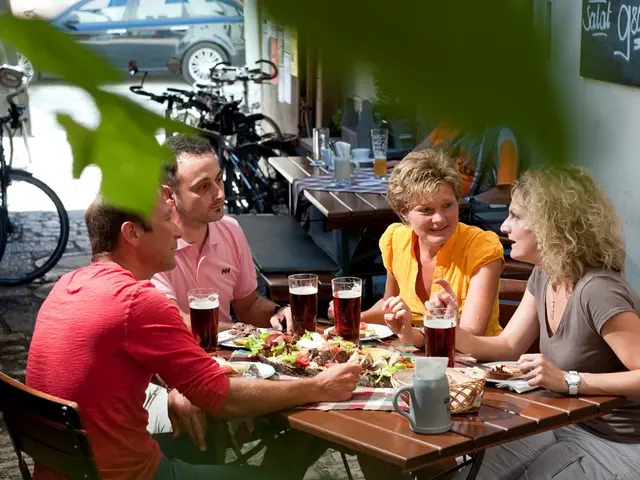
[151,134,291,332]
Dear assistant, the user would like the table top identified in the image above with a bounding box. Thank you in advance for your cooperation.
[269,156,399,230]
[215,330,623,472]
[281,385,622,472]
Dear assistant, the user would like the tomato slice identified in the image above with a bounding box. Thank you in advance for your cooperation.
[360,322,368,330]
[295,354,310,368]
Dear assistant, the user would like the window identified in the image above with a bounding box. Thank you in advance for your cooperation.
[184,0,242,19]
[133,0,185,21]
[65,0,128,23]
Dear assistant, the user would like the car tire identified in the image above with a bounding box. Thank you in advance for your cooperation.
[181,42,230,85]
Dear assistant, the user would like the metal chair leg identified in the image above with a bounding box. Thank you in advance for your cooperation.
[341,452,354,480]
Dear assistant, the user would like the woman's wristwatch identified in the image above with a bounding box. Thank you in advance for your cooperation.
[565,371,581,395]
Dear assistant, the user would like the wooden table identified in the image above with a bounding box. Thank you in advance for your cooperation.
[281,385,622,476]
[269,156,399,231]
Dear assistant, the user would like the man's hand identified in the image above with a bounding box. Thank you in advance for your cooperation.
[167,389,208,451]
[327,300,335,320]
[270,305,293,333]
[311,362,362,402]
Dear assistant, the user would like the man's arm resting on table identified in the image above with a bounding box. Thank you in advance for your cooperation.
[232,290,279,328]
[215,363,362,418]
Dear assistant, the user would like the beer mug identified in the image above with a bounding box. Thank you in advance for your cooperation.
[333,156,360,186]
[288,274,319,336]
[423,308,457,367]
[188,288,220,353]
[331,277,363,344]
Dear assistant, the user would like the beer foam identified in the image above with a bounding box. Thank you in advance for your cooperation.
[289,286,318,295]
[335,288,361,299]
[423,319,456,329]
[189,298,219,309]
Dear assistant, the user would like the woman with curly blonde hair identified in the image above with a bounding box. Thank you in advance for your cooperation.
[328,149,505,348]
[437,165,640,479]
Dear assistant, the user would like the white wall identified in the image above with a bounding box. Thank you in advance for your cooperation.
[550,0,640,288]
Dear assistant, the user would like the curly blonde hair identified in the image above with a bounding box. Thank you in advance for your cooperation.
[512,165,625,286]
[387,149,462,218]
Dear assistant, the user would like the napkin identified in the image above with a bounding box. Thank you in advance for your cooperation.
[495,380,539,393]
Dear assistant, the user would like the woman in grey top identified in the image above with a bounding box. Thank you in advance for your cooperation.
[438,165,640,479]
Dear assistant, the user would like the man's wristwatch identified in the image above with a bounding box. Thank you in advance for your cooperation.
[565,371,581,395]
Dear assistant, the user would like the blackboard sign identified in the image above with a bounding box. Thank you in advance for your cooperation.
[581,0,640,86]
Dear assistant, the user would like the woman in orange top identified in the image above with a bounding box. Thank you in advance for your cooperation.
[365,149,504,347]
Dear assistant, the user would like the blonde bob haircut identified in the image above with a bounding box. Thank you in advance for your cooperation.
[387,149,462,218]
[512,165,625,286]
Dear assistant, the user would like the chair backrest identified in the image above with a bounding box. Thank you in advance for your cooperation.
[0,373,100,480]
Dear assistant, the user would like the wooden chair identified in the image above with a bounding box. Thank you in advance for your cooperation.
[0,372,100,480]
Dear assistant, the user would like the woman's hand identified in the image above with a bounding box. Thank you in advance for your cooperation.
[518,353,568,393]
[382,296,413,341]
[426,279,459,315]
[327,300,335,320]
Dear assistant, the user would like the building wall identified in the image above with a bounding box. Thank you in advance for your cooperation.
[550,0,640,288]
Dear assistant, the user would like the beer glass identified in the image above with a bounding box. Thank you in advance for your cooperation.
[311,127,330,167]
[288,274,319,336]
[371,128,389,180]
[423,307,457,367]
[331,277,363,344]
[188,288,220,353]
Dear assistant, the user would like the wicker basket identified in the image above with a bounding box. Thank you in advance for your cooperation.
[391,367,486,414]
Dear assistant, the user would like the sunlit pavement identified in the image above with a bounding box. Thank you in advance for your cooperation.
[5,78,243,212]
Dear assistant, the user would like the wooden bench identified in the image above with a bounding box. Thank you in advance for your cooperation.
[0,372,100,480]
[231,214,339,302]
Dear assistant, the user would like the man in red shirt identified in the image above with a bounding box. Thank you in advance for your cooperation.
[26,195,361,480]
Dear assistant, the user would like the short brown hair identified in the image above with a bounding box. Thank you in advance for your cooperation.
[84,196,151,259]
[386,149,462,217]
[162,133,215,190]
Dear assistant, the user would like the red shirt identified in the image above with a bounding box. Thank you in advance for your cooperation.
[26,262,230,480]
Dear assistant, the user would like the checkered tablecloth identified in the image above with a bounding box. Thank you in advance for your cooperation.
[297,386,409,412]
[292,168,389,197]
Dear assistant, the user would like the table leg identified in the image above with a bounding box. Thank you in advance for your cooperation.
[465,450,485,480]
[422,450,485,480]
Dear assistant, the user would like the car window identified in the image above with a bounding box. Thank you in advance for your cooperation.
[133,0,185,20]
[184,0,242,19]
[65,0,128,24]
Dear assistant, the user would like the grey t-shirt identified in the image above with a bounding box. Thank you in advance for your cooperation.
[528,267,640,443]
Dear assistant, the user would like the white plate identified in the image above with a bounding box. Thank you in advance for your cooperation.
[325,323,394,341]
[482,361,524,384]
[213,359,276,379]
[217,328,271,349]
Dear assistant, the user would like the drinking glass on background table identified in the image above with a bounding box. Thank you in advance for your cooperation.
[288,274,319,336]
[423,307,457,367]
[371,128,389,180]
[311,127,330,167]
[330,156,360,187]
[188,288,220,353]
[332,277,363,344]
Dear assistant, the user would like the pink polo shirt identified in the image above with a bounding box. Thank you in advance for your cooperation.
[151,216,257,324]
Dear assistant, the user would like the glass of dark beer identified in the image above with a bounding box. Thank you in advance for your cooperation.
[188,288,220,353]
[423,307,457,367]
[331,277,363,344]
[288,274,318,336]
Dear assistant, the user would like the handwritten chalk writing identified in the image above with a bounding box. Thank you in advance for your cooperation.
[615,3,640,61]
[583,1,613,36]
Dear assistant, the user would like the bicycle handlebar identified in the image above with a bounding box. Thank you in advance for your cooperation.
[167,87,195,98]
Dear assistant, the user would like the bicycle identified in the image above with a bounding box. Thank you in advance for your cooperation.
[128,68,285,215]
[0,65,69,286]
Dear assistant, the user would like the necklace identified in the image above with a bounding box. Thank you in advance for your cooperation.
[550,282,573,323]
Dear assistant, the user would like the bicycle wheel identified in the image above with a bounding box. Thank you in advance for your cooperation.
[245,114,283,143]
[0,169,70,286]
[232,143,286,214]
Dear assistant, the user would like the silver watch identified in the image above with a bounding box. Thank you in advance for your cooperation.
[565,371,581,395]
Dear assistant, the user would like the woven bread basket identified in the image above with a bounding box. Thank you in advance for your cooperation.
[391,367,486,414]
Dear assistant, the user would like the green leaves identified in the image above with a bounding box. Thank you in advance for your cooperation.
[0,15,121,91]
[261,0,567,163]
[0,13,191,215]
